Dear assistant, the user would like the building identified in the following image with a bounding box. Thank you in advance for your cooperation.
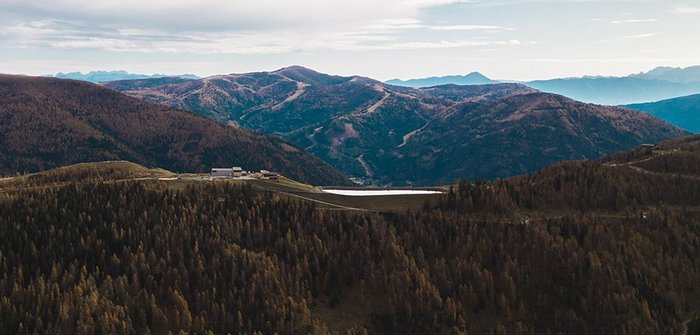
[211,168,234,177]
[259,170,279,180]
[211,167,277,180]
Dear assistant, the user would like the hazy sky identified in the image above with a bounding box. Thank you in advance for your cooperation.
[1,0,699,80]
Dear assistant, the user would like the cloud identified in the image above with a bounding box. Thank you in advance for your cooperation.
[523,57,700,64]
[363,18,426,31]
[670,5,700,15]
[0,19,298,53]
[0,16,522,54]
[428,24,503,31]
[610,19,658,24]
[0,0,520,55]
[595,32,661,44]
[369,39,523,50]
[363,19,504,32]
[622,32,661,39]
[1,0,461,32]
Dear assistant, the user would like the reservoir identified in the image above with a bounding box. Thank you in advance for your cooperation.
[321,189,444,196]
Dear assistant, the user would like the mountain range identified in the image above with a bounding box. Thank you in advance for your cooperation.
[52,70,199,83]
[630,65,700,83]
[104,66,687,186]
[385,72,495,87]
[0,75,350,185]
[625,94,700,133]
[526,76,700,106]
[386,66,700,105]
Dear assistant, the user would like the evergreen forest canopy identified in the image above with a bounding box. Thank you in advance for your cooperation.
[0,74,351,186]
[1,135,700,334]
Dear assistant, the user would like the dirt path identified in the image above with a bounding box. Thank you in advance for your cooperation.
[271,81,308,110]
[365,91,389,115]
[304,125,324,150]
[602,148,700,181]
[354,85,390,117]
[356,154,373,177]
[398,120,430,148]
[623,165,700,181]
[606,150,675,167]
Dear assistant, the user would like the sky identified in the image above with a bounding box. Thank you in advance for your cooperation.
[0,0,699,81]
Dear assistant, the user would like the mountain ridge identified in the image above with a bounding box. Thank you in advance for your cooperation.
[384,65,700,105]
[104,66,687,185]
[625,93,700,133]
[0,74,351,185]
[52,70,199,83]
[385,71,496,87]
[630,65,700,83]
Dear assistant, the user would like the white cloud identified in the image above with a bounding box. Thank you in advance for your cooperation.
[2,0,693,81]
[363,19,504,32]
[429,24,503,30]
[622,32,661,39]
[610,18,658,24]
[670,5,700,14]
[370,39,523,50]
[0,0,519,55]
[363,18,426,31]
[1,0,460,32]
[595,32,661,44]
[0,17,521,54]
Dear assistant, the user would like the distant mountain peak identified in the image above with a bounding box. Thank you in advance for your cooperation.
[271,65,351,85]
[629,65,700,84]
[51,70,199,83]
[385,72,496,88]
[644,65,700,73]
[464,71,489,78]
[273,65,315,73]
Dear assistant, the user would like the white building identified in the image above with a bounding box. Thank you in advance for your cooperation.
[211,168,234,177]
[259,170,279,180]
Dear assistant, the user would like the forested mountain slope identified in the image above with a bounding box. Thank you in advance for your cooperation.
[626,93,700,133]
[0,75,351,185]
[1,135,700,334]
[105,66,687,185]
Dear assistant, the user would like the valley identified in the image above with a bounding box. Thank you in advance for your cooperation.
[104,66,687,186]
